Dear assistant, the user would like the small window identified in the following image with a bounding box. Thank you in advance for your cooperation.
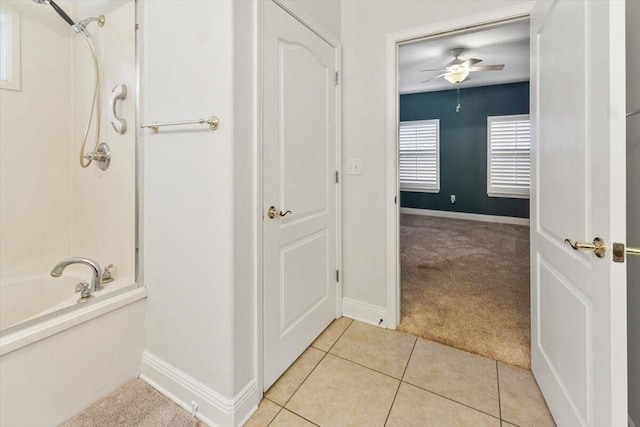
[0,6,21,91]
[399,119,440,193]
[487,114,530,199]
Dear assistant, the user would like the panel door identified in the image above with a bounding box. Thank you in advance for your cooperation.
[263,0,338,389]
[530,1,627,425]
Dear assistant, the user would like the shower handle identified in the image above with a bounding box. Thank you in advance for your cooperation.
[110,84,127,134]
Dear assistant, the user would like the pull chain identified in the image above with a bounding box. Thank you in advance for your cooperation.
[456,88,461,113]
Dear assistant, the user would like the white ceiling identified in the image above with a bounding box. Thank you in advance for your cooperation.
[398,19,530,94]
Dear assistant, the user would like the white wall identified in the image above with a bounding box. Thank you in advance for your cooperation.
[626,0,640,424]
[291,0,341,39]
[141,1,258,425]
[0,0,73,281]
[141,1,342,424]
[72,0,136,285]
[340,0,528,315]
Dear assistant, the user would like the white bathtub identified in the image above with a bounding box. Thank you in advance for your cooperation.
[0,273,135,331]
[0,275,146,426]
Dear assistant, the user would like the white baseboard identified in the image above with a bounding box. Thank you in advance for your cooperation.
[141,351,259,427]
[401,207,530,226]
[630,414,637,427]
[342,297,389,328]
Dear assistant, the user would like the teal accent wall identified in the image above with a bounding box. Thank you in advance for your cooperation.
[400,81,530,218]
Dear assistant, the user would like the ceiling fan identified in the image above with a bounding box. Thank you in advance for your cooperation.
[420,48,505,84]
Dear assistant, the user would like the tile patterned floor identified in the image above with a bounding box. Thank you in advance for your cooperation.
[247,317,555,427]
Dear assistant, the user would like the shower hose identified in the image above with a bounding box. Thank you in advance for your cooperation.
[79,31,101,168]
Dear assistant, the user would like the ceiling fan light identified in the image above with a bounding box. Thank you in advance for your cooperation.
[444,70,469,84]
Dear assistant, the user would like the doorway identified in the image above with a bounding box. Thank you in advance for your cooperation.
[385,2,629,425]
[395,19,532,369]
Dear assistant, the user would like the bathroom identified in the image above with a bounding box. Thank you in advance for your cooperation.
[0,1,638,426]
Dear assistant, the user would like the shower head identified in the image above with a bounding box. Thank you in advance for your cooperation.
[33,0,76,27]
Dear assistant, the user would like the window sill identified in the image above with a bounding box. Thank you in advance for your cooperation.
[400,187,440,194]
[487,192,529,200]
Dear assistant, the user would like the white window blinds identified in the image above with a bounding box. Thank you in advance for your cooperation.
[487,115,530,198]
[398,119,440,192]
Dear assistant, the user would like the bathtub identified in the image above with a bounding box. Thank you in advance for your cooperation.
[0,273,136,331]
[0,274,146,426]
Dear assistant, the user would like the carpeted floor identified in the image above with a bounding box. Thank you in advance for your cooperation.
[398,214,531,369]
[60,379,205,427]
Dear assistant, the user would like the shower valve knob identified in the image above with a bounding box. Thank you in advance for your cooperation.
[83,143,111,171]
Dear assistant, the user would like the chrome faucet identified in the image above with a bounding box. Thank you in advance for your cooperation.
[51,257,103,292]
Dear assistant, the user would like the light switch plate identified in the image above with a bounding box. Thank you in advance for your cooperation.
[346,159,362,175]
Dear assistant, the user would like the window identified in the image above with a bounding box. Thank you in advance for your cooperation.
[0,6,21,91]
[399,119,440,192]
[487,114,530,198]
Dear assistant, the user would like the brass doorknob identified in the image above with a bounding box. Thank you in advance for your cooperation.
[564,237,606,258]
[268,206,292,219]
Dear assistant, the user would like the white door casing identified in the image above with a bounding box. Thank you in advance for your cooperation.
[530,1,627,426]
[262,1,338,389]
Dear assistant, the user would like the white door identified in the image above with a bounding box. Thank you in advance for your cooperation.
[263,1,338,389]
[531,1,627,426]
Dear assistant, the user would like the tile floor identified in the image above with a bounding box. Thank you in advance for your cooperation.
[247,317,555,427]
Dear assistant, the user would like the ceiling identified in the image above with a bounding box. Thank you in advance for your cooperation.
[398,19,530,95]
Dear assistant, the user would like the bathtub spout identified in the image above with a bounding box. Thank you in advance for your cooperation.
[50,257,103,292]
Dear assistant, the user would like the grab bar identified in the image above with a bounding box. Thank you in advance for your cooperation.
[140,115,220,133]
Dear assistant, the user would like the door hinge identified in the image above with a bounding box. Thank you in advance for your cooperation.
[336,270,340,282]
[335,170,339,183]
[394,195,397,204]
[335,71,339,86]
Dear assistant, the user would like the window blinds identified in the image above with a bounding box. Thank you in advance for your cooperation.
[398,119,440,192]
[487,115,530,198]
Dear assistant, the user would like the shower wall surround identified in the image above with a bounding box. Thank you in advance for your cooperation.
[71,0,136,285]
[0,0,74,281]
[0,2,140,424]
[0,0,136,285]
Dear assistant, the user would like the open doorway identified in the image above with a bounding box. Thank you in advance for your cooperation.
[395,19,532,369]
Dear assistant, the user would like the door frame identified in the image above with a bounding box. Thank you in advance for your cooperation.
[384,2,536,329]
[256,0,343,395]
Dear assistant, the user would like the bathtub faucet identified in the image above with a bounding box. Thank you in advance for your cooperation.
[51,257,103,292]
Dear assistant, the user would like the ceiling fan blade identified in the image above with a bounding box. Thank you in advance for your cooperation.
[461,58,482,68]
[421,73,447,83]
[468,64,505,71]
[419,68,447,72]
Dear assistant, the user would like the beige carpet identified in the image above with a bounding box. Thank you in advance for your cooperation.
[60,379,205,427]
[398,214,531,369]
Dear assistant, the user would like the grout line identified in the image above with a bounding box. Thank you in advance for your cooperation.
[279,350,328,408]
[496,361,503,422]
[401,379,501,421]
[281,408,321,426]
[325,317,354,353]
[279,318,353,408]
[328,352,405,380]
[265,404,284,427]
[263,396,280,406]
[310,317,353,352]
[273,319,355,424]
[384,337,418,426]
[400,337,418,381]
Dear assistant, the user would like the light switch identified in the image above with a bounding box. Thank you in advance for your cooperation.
[346,159,362,175]
[451,195,456,203]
